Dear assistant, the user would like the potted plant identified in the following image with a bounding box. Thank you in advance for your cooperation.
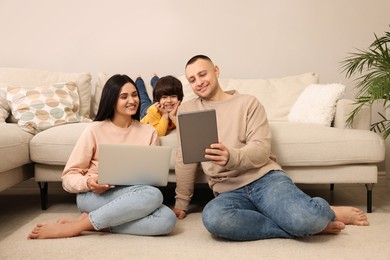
[341,26,390,138]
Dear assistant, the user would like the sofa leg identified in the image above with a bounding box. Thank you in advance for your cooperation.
[38,182,48,210]
[365,183,374,213]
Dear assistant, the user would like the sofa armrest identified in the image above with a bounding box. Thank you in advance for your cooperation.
[333,99,371,130]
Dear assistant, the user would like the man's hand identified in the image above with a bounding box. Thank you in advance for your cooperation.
[173,208,187,219]
[87,177,114,194]
[205,142,230,166]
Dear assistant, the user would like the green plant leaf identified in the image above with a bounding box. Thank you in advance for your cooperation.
[341,25,390,136]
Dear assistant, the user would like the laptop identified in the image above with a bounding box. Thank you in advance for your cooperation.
[98,144,171,186]
[178,109,219,164]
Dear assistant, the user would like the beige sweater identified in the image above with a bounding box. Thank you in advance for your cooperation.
[62,120,158,193]
[175,90,282,211]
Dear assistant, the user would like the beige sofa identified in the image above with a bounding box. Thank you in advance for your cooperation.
[0,68,385,212]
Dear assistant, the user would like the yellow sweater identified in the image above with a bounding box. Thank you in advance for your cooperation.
[141,104,176,136]
[174,90,282,211]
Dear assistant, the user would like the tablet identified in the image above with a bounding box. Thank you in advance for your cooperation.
[178,109,219,164]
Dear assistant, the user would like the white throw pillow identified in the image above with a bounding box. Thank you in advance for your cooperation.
[6,82,88,134]
[288,83,346,126]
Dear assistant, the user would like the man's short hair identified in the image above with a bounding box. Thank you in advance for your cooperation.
[185,55,212,68]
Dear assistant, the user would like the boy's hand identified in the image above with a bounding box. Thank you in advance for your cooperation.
[154,102,169,118]
[205,142,230,166]
[168,101,181,122]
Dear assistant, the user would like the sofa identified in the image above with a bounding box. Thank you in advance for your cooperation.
[0,68,385,212]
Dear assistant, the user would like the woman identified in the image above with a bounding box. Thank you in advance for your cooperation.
[28,74,177,239]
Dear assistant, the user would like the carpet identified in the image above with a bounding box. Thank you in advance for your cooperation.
[1,213,390,260]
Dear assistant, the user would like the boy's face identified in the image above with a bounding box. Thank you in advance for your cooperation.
[185,58,220,101]
[158,95,179,112]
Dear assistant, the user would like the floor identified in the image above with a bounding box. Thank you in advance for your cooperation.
[1,179,390,241]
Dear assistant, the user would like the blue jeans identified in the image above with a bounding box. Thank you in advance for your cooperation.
[202,170,335,241]
[135,76,159,119]
[77,185,176,236]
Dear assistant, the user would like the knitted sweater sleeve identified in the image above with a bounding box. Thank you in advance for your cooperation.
[225,97,273,171]
[62,126,97,193]
[144,105,170,137]
[174,106,199,211]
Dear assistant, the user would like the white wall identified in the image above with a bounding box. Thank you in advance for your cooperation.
[0,0,389,98]
[1,0,389,173]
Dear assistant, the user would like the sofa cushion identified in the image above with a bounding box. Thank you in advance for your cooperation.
[160,129,177,169]
[0,123,33,172]
[0,67,92,122]
[92,72,111,118]
[30,122,90,165]
[0,86,9,122]
[6,82,84,134]
[178,72,319,122]
[157,122,385,169]
[31,122,178,170]
[288,83,346,126]
[270,122,385,166]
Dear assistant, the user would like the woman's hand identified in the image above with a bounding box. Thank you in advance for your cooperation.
[205,142,230,166]
[87,177,114,194]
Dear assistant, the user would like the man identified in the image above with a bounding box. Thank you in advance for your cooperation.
[173,55,369,241]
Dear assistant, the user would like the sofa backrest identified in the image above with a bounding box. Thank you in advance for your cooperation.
[93,72,318,122]
[0,67,92,123]
[179,72,319,121]
[0,69,318,124]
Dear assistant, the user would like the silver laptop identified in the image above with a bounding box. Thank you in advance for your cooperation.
[178,109,219,164]
[98,144,171,186]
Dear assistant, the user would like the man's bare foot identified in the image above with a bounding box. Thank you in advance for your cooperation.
[319,221,345,235]
[331,206,369,226]
[28,213,93,239]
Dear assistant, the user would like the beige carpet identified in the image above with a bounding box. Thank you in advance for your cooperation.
[1,213,390,260]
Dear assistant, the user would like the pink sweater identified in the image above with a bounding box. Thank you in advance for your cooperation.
[175,90,282,211]
[62,120,158,193]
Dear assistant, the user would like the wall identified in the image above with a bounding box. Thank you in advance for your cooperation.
[0,0,389,93]
[0,0,389,172]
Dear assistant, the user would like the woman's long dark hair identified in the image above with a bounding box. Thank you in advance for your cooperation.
[94,74,140,121]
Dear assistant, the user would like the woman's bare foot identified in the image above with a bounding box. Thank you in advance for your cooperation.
[28,213,93,239]
[56,212,89,224]
[319,221,345,235]
[331,206,369,226]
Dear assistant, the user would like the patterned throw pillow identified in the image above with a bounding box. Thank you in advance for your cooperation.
[6,82,82,134]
